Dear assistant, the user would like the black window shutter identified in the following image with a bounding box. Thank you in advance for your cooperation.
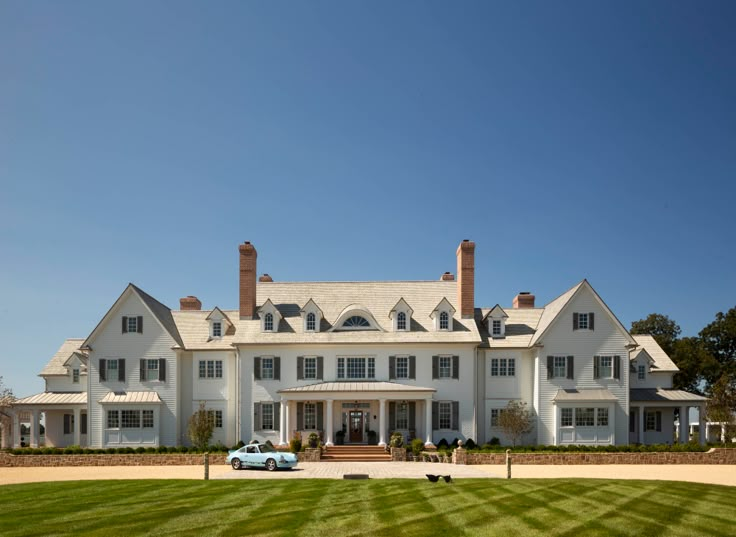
[546,356,553,380]
[297,402,304,430]
[452,356,460,379]
[137,316,143,333]
[409,356,416,380]
[452,402,459,431]
[589,312,595,331]
[140,359,146,382]
[389,356,396,380]
[274,357,281,381]
[119,359,126,382]
[122,316,128,333]
[614,356,621,380]
[297,356,304,380]
[254,403,261,431]
[573,312,579,331]
[159,358,166,381]
[274,402,281,431]
[566,356,574,380]
[316,402,324,431]
[593,356,600,379]
[317,357,323,380]
[656,411,662,432]
[432,401,439,430]
[408,402,416,430]
[432,356,439,380]
[99,359,106,381]
[389,402,396,431]
[254,357,261,380]
[63,414,71,435]
[81,414,87,435]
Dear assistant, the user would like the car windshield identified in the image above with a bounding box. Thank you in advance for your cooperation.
[259,444,276,453]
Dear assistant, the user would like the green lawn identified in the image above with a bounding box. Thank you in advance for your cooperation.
[1,479,733,537]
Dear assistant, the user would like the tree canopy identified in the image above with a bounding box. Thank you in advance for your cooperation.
[630,313,681,356]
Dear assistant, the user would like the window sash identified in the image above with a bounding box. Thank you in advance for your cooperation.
[107,410,119,428]
[146,359,159,381]
[553,356,566,378]
[597,408,609,427]
[142,410,154,428]
[638,365,646,380]
[72,369,80,383]
[212,322,222,337]
[121,410,140,428]
[304,403,316,430]
[490,408,500,428]
[304,357,316,379]
[599,356,613,378]
[439,312,449,330]
[560,408,573,427]
[306,313,316,331]
[396,403,409,429]
[396,357,408,379]
[575,408,595,427]
[262,404,274,430]
[261,358,274,379]
[337,357,375,379]
[492,319,501,335]
[264,313,273,331]
[578,313,588,330]
[127,317,138,333]
[439,356,451,378]
[438,402,452,429]
[397,312,406,330]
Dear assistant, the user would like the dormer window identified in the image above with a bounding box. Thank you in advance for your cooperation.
[439,311,449,330]
[300,299,323,333]
[397,312,406,331]
[212,321,222,338]
[306,312,316,331]
[72,368,80,383]
[492,320,501,336]
[343,316,370,328]
[264,313,274,331]
[258,299,282,333]
[638,364,646,380]
[206,307,233,340]
[484,305,508,339]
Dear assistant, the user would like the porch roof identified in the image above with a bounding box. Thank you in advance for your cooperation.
[553,389,618,402]
[99,391,163,404]
[14,392,87,406]
[278,381,436,394]
[630,388,707,404]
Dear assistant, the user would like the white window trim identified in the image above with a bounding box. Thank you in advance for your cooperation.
[211,321,223,339]
[336,356,376,380]
[198,359,223,380]
[303,356,317,380]
[261,357,275,380]
[490,358,516,377]
[395,356,409,379]
[438,311,450,331]
[637,364,646,380]
[438,401,453,430]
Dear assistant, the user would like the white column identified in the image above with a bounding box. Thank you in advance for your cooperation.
[424,399,434,447]
[679,406,688,443]
[638,406,645,444]
[1,422,9,449]
[13,412,20,448]
[325,400,334,446]
[278,400,287,446]
[378,399,386,447]
[74,408,81,446]
[698,405,707,445]
[30,410,39,448]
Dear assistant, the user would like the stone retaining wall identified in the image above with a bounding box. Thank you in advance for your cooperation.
[453,447,736,465]
[0,452,221,467]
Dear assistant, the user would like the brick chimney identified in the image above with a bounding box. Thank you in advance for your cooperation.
[440,272,455,281]
[180,296,202,311]
[513,292,535,309]
[239,242,257,319]
[456,240,475,319]
[259,273,273,282]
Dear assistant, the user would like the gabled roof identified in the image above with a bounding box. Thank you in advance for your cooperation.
[482,304,508,321]
[529,280,636,347]
[429,297,456,318]
[205,307,233,325]
[299,298,324,316]
[39,339,86,376]
[631,335,679,372]
[62,351,88,369]
[82,284,183,349]
[389,298,414,319]
[258,298,282,319]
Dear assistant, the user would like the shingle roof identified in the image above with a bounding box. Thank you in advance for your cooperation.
[631,335,679,372]
[529,281,585,346]
[171,310,237,350]
[278,381,436,394]
[553,389,619,402]
[131,284,184,348]
[478,307,543,348]
[630,388,707,403]
[15,392,87,405]
[39,339,86,376]
[99,391,163,404]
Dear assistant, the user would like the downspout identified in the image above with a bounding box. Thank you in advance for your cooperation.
[234,344,241,443]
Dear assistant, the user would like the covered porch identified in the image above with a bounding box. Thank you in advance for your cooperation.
[11,392,88,448]
[630,388,707,445]
[276,381,436,448]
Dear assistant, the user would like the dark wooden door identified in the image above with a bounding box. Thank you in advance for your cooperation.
[349,411,363,443]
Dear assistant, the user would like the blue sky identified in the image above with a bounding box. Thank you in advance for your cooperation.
[1,1,735,397]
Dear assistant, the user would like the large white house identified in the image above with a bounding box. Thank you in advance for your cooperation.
[6,240,708,450]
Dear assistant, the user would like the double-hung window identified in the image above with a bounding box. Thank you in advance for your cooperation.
[142,410,154,428]
[638,365,646,380]
[121,410,140,428]
[575,408,595,427]
[207,410,223,428]
[439,311,449,330]
[599,356,612,378]
[261,357,274,380]
[490,358,515,377]
[264,313,274,332]
[438,402,452,429]
[262,404,274,430]
[304,403,317,430]
[397,312,407,331]
[107,359,119,380]
[144,359,159,381]
[439,356,452,378]
[304,357,316,380]
[573,312,594,331]
[554,356,566,378]
[560,408,573,427]
[490,408,501,428]
[107,410,119,428]
[72,368,80,383]
[306,312,316,331]
[336,357,375,380]
[199,360,223,379]
[492,319,502,337]
[212,321,222,338]
[396,356,409,379]
[396,402,409,429]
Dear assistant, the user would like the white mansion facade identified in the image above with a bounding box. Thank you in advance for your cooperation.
[6,241,707,449]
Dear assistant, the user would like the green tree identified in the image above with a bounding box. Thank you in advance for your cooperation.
[670,337,718,394]
[187,402,215,451]
[498,400,534,447]
[0,377,15,447]
[630,313,681,356]
[700,307,736,385]
[705,374,736,444]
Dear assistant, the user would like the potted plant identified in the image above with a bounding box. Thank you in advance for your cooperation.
[390,431,404,448]
[335,429,345,445]
[367,429,377,445]
[308,432,319,449]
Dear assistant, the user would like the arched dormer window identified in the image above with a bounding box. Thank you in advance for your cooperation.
[264,313,274,332]
[439,311,449,330]
[397,311,406,331]
[343,316,370,328]
[306,312,316,331]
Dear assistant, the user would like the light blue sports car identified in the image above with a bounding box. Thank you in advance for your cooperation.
[227,443,298,471]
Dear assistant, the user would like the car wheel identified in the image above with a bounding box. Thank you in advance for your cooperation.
[231,458,242,470]
[265,458,277,471]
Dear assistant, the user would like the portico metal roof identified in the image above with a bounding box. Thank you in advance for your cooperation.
[99,391,163,404]
[630,388,707,403]
[553,389,618,402]
[15,392,87,406]
[278,381,436,394]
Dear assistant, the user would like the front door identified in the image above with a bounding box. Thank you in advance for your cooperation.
[349,410,363,443]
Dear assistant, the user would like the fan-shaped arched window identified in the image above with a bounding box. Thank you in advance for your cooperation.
[439,311,449,330]
[306,312,316,331]
[264,312,274,332]
[397,311,407,331]
[342,315,370,328]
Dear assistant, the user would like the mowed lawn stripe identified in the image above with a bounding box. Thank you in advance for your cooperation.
[0,479,734,537]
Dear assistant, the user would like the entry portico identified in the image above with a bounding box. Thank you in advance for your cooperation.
[277,381,435,447]
[629,388,708,445]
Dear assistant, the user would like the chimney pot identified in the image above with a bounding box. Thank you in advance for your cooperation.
[180,296,202,311]
[513,292,535,309]
[441,272,455,281]
[259,273,273,282]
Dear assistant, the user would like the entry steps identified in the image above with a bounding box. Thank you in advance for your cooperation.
[321,445,392,462]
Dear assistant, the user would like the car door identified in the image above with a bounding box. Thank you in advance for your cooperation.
[244,445,259,467]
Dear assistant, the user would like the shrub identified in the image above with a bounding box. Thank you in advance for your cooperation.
[390,432,404,448]
[411,438,424,457]
[290,435,302,454]
[464,438,477,450]
[436,438,449,449]
[489,437,500,446]
[308,432,319,448]
[157,445,168,454]
[135,447,146,454]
